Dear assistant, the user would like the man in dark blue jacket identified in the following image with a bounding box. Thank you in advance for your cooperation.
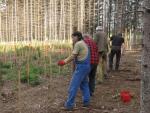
[109,33,125,71]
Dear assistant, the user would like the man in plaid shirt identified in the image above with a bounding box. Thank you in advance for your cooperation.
[83,34,99,96]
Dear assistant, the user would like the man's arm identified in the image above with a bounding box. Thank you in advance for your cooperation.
[64,42,80,64]
[64,54,77,64]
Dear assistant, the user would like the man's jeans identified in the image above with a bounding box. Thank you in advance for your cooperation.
[109,49,121,70]
[89,64,98,96]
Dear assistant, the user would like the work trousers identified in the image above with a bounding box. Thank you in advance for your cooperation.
[109,49,121,70]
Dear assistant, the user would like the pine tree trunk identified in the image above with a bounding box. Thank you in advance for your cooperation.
[141,0,150,113]
[54,0,57,41]
[26,0,29,41]
[30,0,33,41]
[6,2,8,42]
[14,0,17,42]
[69,0,72,41]
[0,12,2,43]
[23,0,26,42]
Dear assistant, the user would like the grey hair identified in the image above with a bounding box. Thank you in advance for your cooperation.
[83,34,92,39]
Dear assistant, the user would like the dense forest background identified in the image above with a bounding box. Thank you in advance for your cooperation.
[0,0,143,50]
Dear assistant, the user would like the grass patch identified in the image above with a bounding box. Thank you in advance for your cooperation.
[0,61,17,81]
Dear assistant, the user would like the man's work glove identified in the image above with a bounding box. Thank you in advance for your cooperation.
[57,60,65,66]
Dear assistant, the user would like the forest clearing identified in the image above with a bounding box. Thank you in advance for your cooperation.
[0,47,141,113]
[0,0,149,113]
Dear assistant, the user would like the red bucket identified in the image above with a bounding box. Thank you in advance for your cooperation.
[120,90,131,103]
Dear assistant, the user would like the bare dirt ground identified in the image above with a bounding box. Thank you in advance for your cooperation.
[0,51,141,113]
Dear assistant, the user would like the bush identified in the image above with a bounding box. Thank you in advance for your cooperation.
[0,61,13,75]
[1,61,12,69]
[21,64,43,86]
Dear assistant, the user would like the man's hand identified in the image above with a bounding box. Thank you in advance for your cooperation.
[57,60,65,66]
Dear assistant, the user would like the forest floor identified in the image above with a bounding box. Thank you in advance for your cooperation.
[0,50,141,113]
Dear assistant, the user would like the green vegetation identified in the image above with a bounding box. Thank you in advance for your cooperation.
[21,64,43,86]
[0,43,72,86]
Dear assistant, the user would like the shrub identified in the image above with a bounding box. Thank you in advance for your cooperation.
[21,64,43,86]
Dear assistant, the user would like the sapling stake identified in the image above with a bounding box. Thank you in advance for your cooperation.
[4,46,6,63]
[17,60,22,113]
[26,57,30,85]
[43,44,46,76]
[9,45,13,69]
[59,44,61,75]
[49,54,52,76]
[26,44,30,85]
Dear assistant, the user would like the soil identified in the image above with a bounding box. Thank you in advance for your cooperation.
[0,51,141,113]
